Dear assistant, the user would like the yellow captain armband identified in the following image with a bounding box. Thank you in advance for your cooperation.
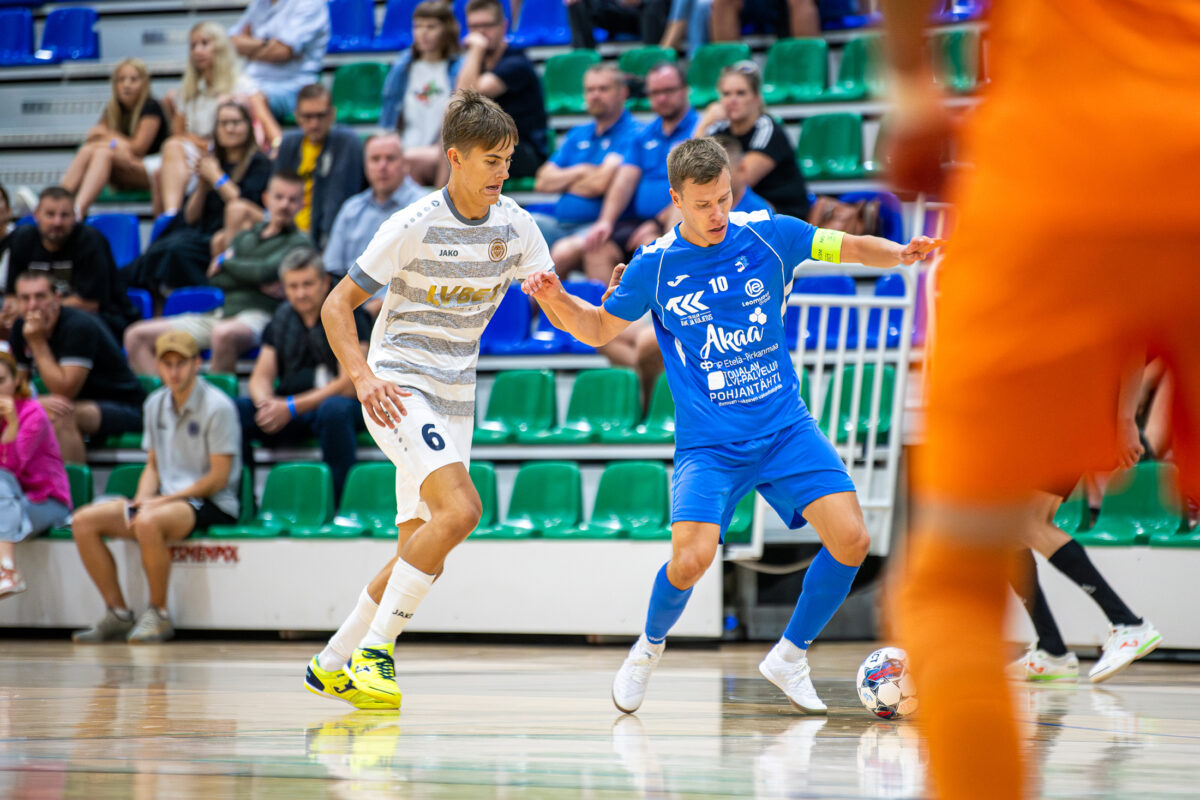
[811,228,845,263]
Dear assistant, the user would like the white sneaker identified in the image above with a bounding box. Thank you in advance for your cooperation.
[1008,647,1079,682]
[1089,620,1162,684]
[758,645,827,714]
[612,636,663,714]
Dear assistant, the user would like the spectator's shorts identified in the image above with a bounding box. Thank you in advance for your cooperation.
[94,401,144,440]
[170,309,274,350]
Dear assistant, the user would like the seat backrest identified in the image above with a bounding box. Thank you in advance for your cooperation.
[377,0,422,47]
[482,369,555,430]
[619,45,677,79]
[104,463,145,498]
[1096,462,1186,533]
[725,493,756,543]
[510,0,569,45]
[338,462,398,516]
[544,50,601,101]
[85,214,140,268]
[932,28,980,93]
[201,373,239,398]
[563,369,640,429]
[840,190,903,243]
[260,463,335,526]
[39,7,99,61]
[149,212,175,243]
[591,461,668,528]
[819,362,895,439]
[126,288,152,320]
[163,286,224,316]
[643,372,675,428]
[64,464,94,507]
[506,461,581,527]
[479,284,532,352]
[833,35,868,92]
[0,9,34,60]
[138,374,163,395]
[332,62,388,117]
[763,38,827,96]
[328,0,376,50]
[469,461,498,527]
[237,466,255,523]
[687,42,752,94]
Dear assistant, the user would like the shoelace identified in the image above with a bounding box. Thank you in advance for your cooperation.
[367,649,396,681]
[624,650,658,684]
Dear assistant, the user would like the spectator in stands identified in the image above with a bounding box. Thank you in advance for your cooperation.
[695,61,810,218]
[3,187,137,339]
[60,59,170,221]
[456,0,549,179]
[578,62,698,283]
[238,249,370,501]
[661,0,712,55]
[0,184,14,339]
[71,330,241,644]
[125,102,273,301]
[229,0,331,120]
[8,271,146,464]
[711,0,818,41]
[380,1,462,187]
[0,349,72,601]
[568,0,670,50]
[324,133,426,318]
[271,85,366,249]
[124,172,310,375]
[532,63,642,281]
[159,23,280,216]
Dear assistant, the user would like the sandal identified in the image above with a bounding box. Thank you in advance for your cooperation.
[0,567,26,600]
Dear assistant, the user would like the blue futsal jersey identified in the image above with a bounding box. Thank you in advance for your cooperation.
[604,211,820,450]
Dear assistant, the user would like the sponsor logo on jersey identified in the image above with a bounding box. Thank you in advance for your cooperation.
[745,278,764,297]
[666,291,708,315]
[489,239,508,262]
[425,283,504,307]
[667,274,690,287]
[699,321,765,359]
[735,256,749,272]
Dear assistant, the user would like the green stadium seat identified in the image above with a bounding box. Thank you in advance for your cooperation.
[202,373,239,398]
[208,462,334,537]
[762,38,828,104]
[817,363,894,444]
[932,29,980,95]
[687,42,752,107]
[48,464,94,538]
[518,368,640,444]
[104,463,145,498]
[506,176,536,192]
[477,461,582,539]
[824,35,882,100]
[468,461,500,537]
[797,113,864,180]
[473,370,556,445]
[599,372,675,444]
[311,462,397,538]
[96,187,152,204]
[544,50,601,114]
[1053,484,1090,535]
[571,461,670,540]
[1075,462,1188,547]
[332,62,389,123]
[723,493,757,544]
[619,45,676,109]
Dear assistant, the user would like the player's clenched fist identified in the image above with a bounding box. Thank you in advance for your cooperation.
[521,270,563,300]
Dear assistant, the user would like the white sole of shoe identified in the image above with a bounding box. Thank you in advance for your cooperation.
[1089,636,1162,684]
[758,661,827,715]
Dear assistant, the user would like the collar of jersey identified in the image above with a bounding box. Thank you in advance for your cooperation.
[442,187,490,226]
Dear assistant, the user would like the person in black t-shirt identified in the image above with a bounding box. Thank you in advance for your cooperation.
[8,271,146,463]
[61,58,170,220]
[236,249,369,501]
[696,61,811,219]
[456,0,548,179]
[4,187,138,339]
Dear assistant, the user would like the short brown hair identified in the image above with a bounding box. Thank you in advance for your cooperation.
[667,137,730,191]
[413,1,460,59]
[465,0,504,21]
[0,350,30,400]
[441,89,518,156]
[296,83,331,105]
[38,186,74,205]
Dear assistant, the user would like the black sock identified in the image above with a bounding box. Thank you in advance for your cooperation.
[1048,540,1141,627]
[1011,549,1069,657]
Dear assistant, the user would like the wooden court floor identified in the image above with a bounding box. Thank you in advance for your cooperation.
[1,639,1199,799]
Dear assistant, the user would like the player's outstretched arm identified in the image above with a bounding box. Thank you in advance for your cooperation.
[522,271,632,347]
[840,234,942,268]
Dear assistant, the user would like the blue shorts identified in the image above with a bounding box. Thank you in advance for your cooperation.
[671,417,856,537]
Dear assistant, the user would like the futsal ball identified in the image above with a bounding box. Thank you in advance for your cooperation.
[857,647,918,720]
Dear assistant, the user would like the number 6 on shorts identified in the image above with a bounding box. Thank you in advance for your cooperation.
[422,423,445,451]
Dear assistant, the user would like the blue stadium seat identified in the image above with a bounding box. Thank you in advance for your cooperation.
[479,284,531,354]
[163,286,224,316]
[839,190,903,243]
[865,273,903,348]
[85,213,140,268]
[0,8,37,66]
[789,274,858,349]
[372,0,420,50]
[509,279,605,355]
[817,0,879,30]
[328,0,376,53]
[149,212,175,243]
[126,288,152,320]
[16,215,33,226]
[35,7,99,63]
[509,0,570,47]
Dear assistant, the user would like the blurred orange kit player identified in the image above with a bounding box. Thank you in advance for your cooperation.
[881,1,1200,798]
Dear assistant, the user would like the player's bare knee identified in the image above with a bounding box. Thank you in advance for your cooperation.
[431,502,481,543]
[836,526,871,565]
[672,548,714,587]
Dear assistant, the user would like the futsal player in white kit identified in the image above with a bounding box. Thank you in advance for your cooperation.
[303,90,557,708]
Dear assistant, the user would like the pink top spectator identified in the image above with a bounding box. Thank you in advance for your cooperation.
[0,396,72,508]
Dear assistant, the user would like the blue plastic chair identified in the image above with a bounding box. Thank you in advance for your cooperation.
[372,0,421,50]
[865,273,904,348]
[328,0,376,52]
[479,284,532,355]
[149,212,175,243]
[792,275,859,350]
[839,190,903,243]
[0,8,37,66]
[509,0,570,47]
[509,279,606,355]
[163,286,224,316]
[126,288,153,320]
[16,215,34,226]
[35,7,99,63]
[85,213,140,268]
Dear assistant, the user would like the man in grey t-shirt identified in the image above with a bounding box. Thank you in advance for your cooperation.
[70,331,242,645]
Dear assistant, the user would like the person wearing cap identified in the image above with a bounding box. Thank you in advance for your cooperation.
[70,330,242,644]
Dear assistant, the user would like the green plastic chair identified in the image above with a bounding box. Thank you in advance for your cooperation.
[566,461,670,540]
[1053,484,1090,535]
[473,370,556,445]
[208,462,334,537]
[544,50,601,114]
[1072,462,1187,547]
[104,463,145,498]
[518,369,640,444]
[193,467,253,534]
[599,372,675,444]
[309,462,397,538]
[932,29,979,95]
[762,38,828,104]
[797,113,864,180]
[97,187,152,204]
[723,492,757,545]
[619,45,676,110]
[824,35,882,100]
[468,461,500,537]
[817,363,895,445]
[477,461,582,539]
[202,373,239,398]
[687,42,751,108]
[48,464,94,538]
[332,62,388,123]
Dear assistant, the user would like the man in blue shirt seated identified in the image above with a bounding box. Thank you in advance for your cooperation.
[532,63,643,281]
[323,133,427,318]
[524,137,938,716]
[580,62,698,286]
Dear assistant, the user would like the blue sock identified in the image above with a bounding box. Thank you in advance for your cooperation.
[782,547,860,650]
[643,563,693,644]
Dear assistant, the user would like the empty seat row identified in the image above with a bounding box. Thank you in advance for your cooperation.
[1057,462,1199,547]
[0,7,97,66]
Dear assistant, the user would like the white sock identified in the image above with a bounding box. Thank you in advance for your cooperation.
[638,633,665,656]
[361,559,435,647]
[318,587,378,671]
[774,637,807,663]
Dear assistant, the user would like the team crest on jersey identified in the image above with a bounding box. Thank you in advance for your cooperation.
[488,239,507,262]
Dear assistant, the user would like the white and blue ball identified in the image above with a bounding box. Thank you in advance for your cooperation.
[857,647,918,720]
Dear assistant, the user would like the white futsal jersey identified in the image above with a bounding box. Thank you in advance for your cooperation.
[348,188,554,418]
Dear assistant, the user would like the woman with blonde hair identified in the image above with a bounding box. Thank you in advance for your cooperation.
[157,22,280,215]
[61,58,169,219]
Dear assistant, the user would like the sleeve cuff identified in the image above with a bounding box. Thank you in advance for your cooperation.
[348,262,386,296]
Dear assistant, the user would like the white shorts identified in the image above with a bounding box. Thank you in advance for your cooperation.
[170,308,274,349]
[362,390,473,524]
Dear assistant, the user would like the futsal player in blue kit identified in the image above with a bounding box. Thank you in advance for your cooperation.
[524,137,939,714]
